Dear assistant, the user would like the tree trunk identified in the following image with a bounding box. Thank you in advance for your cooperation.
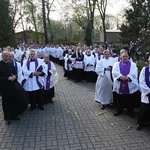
[42,0,48,44]
[47,18,53,43]
[102,17,106,43]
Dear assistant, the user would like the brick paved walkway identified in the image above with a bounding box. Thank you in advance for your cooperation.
[0,63,150,150]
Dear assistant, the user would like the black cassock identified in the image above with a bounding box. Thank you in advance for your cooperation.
[0,61,29,120]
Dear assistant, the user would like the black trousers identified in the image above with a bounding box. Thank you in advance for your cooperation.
[84,71,96,82]
[116,94,134,113]
[137,103,150,126]
[116,90,141,113]
[27,89,44,108]
[64,70,73,79]
[73,68,84,82]
[2,97,17,120]
[44,87,54,104]
[113,92,118,108]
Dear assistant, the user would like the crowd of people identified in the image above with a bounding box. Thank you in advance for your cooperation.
[0,45,59,125]
[0,43,150,131]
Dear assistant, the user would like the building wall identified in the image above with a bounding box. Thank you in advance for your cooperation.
[15,31,44,45]
[99,30,121,43]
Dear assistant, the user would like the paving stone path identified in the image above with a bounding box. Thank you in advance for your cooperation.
[0,63,150,150]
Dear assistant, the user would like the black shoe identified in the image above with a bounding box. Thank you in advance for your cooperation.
[101,105,105,110]
[95,101,101,104]
[136,125,143,131]
[106,104,115,109]
[114,111,122,116]
[38,106,44,110]
[11,116,20,120]
[5,120,11,125]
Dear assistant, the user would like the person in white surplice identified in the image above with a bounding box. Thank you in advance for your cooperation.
[84,49,96,82]
[22,49,47,111]
[94,50,115,109]
[112,52,140,118]
[136,56,150,130]
[43,54,59,104]
[64,49,74,80]
[9,52,22,84]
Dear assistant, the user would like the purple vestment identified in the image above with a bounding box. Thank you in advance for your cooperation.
[119,61,131,94]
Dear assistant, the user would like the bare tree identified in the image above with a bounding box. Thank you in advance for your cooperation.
[65,0,96,45]
[45,0,55,43]
[41,0,48,44]
[9,0,25,30]
[96,0,108,43]
[26,0,39,44]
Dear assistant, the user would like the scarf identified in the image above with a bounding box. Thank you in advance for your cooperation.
[145,66,150,102]
[119,61,131,94]
[46,61,51,90]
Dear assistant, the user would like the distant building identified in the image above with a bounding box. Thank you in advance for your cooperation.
[100,30,121,43]
[15,30,45,45]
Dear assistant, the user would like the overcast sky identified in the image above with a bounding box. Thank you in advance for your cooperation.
[49,0,129,20]
[15,0,129,32]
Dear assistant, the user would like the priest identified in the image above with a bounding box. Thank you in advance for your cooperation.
[71,47,84,82]
[136,56,150,130]
[43,54,59,104]
[94,50,115,109]
[22,49,47,111]
[112,52,140,118]
[84,49,96,82]
[64,49,73,80]
[9,52,22,84]
[0,51,29,125]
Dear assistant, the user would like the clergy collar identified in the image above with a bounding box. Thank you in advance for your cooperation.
[122,60,129,64]
[30,59,35,62]
[2,60,8,63]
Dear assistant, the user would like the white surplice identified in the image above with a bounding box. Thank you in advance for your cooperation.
[14,49,23,62]
[139,66,150,104]
[44,61,59,89]
[64,54,74,71]
[14,61,22,84]
[22,58,47,91]
[84,55,96,72]
[112,61,139,94]
[94,58,115,104]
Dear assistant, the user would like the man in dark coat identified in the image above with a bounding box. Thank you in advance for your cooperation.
[0,51,28,125]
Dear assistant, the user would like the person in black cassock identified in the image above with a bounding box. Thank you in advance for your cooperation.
[0,51,29,125]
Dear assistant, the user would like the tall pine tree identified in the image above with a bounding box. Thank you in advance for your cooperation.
[120,0,150,50]
[0,0,16,47]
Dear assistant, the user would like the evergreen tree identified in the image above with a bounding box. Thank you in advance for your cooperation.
[0,0,16,47]
[120,0,150,50]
